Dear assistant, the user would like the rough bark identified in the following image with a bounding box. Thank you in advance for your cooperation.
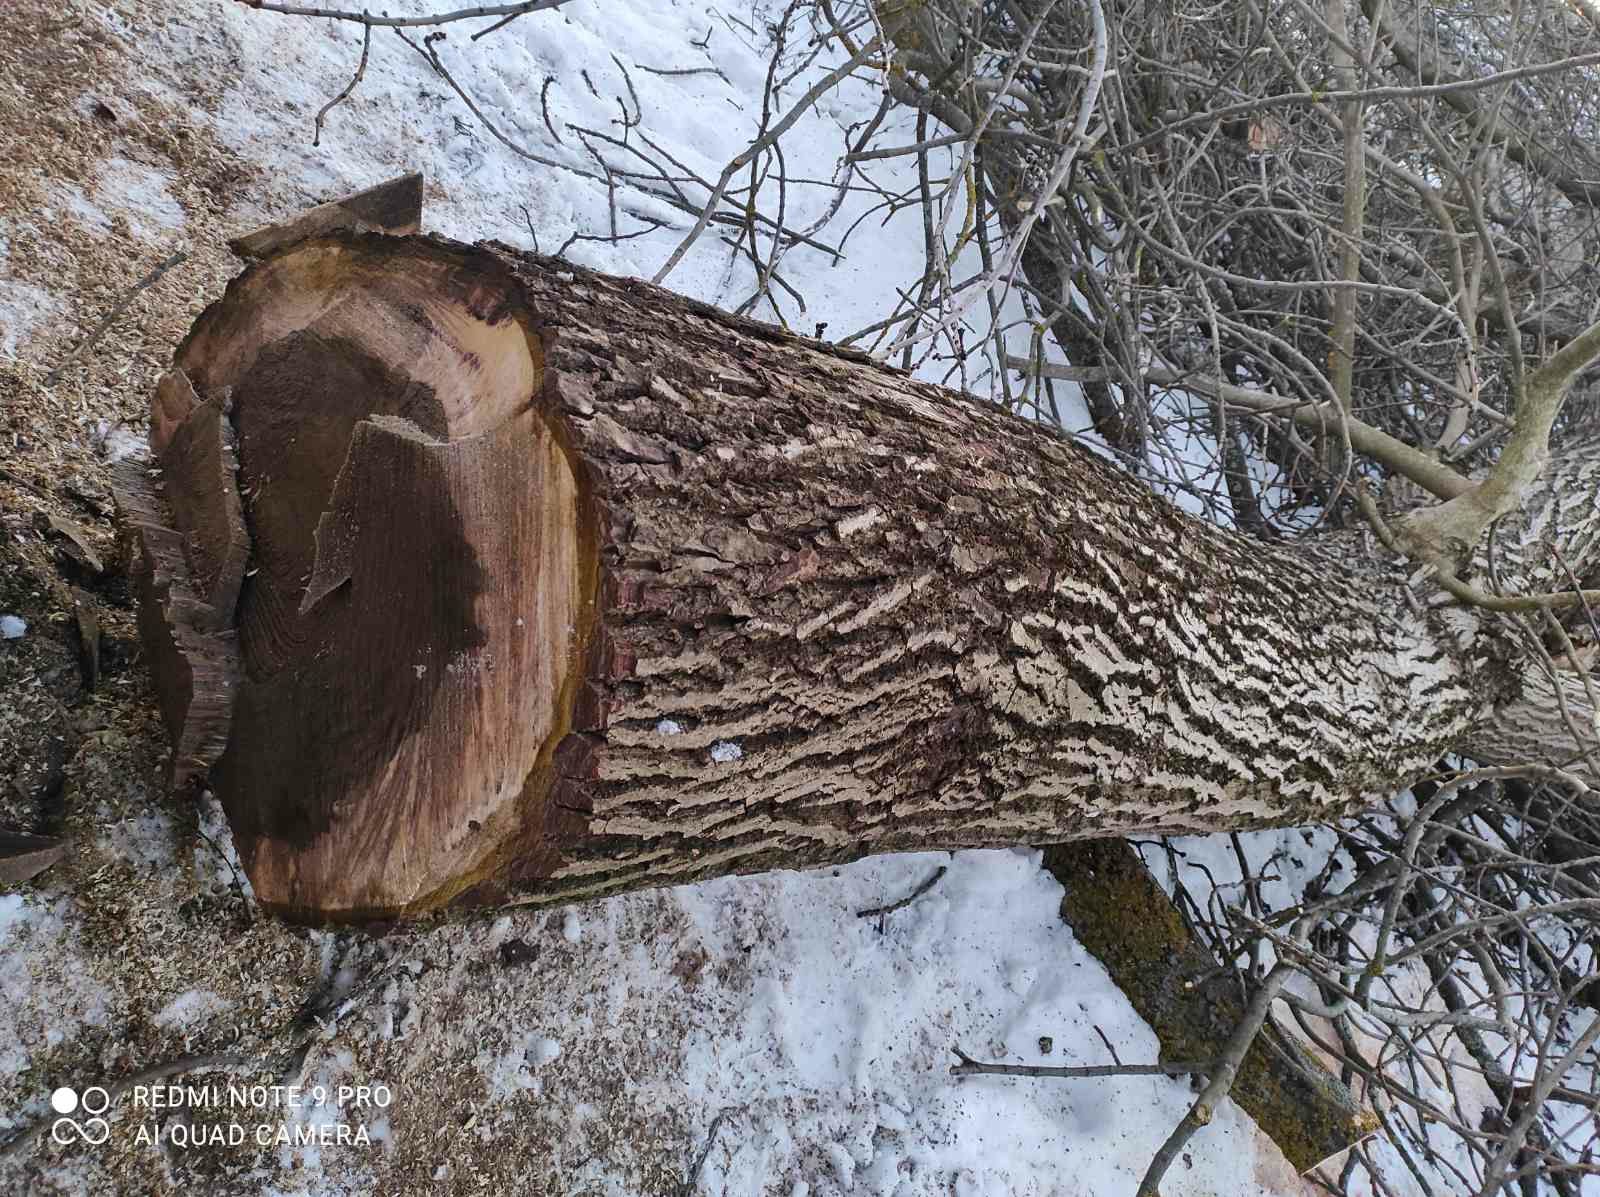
[116,369,249,786]
[121,227,1594,923]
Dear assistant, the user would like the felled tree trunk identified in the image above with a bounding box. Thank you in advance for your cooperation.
[120,223,1578,924]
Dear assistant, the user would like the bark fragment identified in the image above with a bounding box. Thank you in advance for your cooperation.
[0,829,66,886]
[113,364,251,784]
[227,171,424,259]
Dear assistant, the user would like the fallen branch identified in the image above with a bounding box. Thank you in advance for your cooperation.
[236,0,568,29]
[1043,840,1375,1172]
[950,1047,1208,1080]
[855,865,946,919]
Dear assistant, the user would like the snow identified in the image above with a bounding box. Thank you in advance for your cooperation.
[531,1037,561,1065]
[670,849,1278,1196]
[33,158,185,251]
[129,0,1086,417]
[152,989,232,1033]
[195,788,257,905]
[0,896,110,1087]
[96,807,177,871]
[48,180,114,237]
[182,0,903,329]
[427,849,1289,1196]
[0,893,32,938]
[1141,824,1356,934]
[90,419,149,464]
[92,158,185,236]
[709,739,744,763]
[0,281,61,360]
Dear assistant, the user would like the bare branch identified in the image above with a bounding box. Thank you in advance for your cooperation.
[312,17,370,146]
[235,0,570,30]
[950,1048,1210,1080]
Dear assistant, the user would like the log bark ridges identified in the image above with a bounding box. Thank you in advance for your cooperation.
[124,181,1521,923]
[1043,840,1378,1174]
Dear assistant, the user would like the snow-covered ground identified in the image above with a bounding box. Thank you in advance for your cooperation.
[141,0,1092,405]
[0,1,1558,1194]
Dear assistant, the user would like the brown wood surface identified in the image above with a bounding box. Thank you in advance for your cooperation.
[0,830,67,886]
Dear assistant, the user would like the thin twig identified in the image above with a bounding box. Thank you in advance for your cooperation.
[638,63,731,83]
[950,1048,1211,1080]
[539,74,563,144]
[312,17,371,145]
[236,0,569,29]
[1121,48,1600,156]
[470,9,524,39]
[395,28,593,181]
[856,865,947,919]
[681,1107,737,1196]
[653,36,881,285]
[43,252,188,387]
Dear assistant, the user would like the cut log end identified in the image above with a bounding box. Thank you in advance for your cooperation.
[143,236,599,920]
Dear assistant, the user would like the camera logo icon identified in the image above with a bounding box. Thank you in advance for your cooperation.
[50,1086,111,1146]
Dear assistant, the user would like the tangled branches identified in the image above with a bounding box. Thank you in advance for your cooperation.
[1146,760,1600,1196]
[826,0,1600,530]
